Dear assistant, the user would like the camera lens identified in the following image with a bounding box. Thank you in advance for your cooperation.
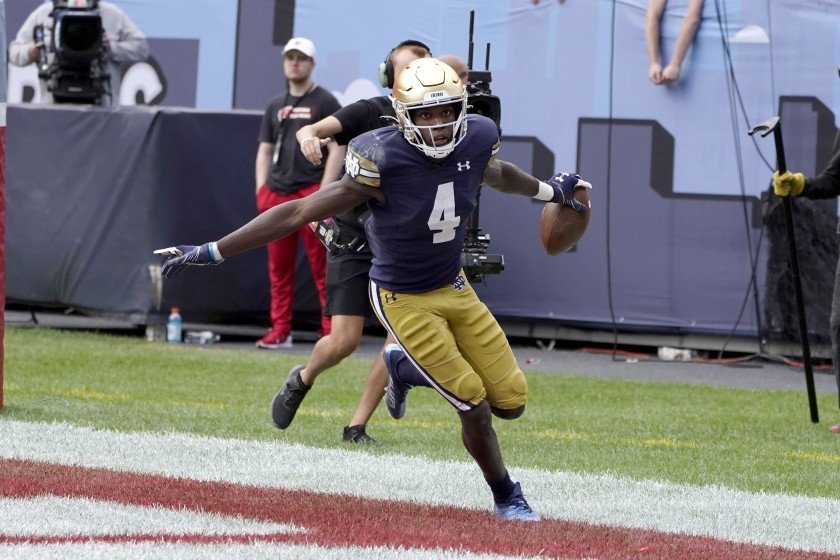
[63,16,100,52]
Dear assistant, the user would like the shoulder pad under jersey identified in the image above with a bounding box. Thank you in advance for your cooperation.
[346,130,383,187]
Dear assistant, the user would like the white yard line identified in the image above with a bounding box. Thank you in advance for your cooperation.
[0,496,303,537]
[2,419,839,553]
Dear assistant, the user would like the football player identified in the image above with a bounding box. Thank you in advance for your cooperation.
[160,58,591,521]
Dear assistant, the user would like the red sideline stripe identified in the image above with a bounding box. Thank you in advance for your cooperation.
[1,458,836,560]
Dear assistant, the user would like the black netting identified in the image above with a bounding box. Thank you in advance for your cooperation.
[764,187,838,344]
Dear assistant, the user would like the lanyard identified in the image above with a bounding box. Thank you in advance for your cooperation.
[272,83,316,165]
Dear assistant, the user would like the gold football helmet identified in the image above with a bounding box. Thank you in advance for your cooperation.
[391,58,468,159]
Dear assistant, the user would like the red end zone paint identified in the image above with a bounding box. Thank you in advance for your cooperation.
[1,458,836,560]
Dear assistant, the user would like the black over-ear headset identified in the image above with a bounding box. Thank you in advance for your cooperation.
[378,40,432,89]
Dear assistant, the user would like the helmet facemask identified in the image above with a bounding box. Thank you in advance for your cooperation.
[393,95,468,159]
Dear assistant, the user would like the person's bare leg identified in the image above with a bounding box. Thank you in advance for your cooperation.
[347,334,395,426]
[271,314,365,430]
[299,315,365,385]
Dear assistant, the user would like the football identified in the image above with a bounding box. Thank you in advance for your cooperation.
[540,197,590,256]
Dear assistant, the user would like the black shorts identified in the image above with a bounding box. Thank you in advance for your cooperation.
[324,250,373,318]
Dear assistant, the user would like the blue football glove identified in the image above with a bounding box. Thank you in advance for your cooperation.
[157,243,224,279]
[546,172,592,212]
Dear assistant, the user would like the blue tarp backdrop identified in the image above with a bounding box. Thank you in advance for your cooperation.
[4,0,840,339]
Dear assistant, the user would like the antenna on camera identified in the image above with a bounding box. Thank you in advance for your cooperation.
[468,11,493,73]
[467,10,475,69]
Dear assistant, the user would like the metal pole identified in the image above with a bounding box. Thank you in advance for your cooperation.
[773,124,819,423]
[749,116,819,423]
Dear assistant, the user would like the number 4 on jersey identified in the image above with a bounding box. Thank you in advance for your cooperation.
[427,182,461,243]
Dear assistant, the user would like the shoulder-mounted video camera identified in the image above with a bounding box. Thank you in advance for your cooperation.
[310,205,370,254]
[461,10,505,284]
[461,232,504,282]
[466,66,502,136]
[34,0,109,104]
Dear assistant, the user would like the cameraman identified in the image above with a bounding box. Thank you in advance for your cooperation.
[9,0,149,105]
[268,40,433,443]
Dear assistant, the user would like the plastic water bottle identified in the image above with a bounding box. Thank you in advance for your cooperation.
[167,307,182,343]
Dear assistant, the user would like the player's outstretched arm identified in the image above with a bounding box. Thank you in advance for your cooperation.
[159,175,379,278]
[483,159,592,211]
[219,175,378,256]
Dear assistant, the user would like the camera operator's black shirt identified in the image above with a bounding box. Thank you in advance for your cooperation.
[804,129,840,199]
[330,95,395,246]
[333,96,395,146]
[259,86,341,194]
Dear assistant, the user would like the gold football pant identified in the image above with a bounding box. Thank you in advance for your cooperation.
[369,272,527,412]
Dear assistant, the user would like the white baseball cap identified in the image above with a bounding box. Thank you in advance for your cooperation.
[282,37,316,59]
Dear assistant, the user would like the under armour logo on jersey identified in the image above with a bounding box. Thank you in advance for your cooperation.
[384,292,398,303]
[457,161,471,172]
[451,276,467,291]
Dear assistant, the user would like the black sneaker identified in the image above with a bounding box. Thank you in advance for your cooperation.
[342,424,379,445]
[269,365,310,429]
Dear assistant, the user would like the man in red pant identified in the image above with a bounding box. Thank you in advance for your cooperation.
[254,37,344,348]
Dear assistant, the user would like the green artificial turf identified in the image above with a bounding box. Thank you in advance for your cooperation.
[2,327,839,499]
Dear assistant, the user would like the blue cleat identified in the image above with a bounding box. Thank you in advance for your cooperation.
[383,343,412,419]
[493,482,541,521]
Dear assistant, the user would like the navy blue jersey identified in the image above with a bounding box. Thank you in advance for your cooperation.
[345,114,501,293]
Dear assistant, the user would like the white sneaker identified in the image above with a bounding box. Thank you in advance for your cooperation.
[256,333,293,349]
